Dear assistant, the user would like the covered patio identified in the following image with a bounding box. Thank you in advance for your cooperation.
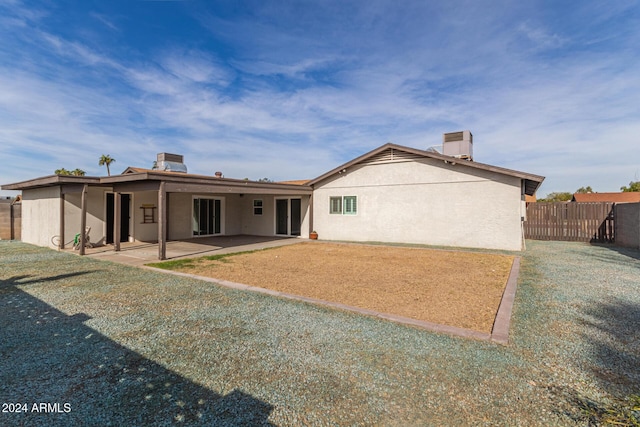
[2,169,313,260]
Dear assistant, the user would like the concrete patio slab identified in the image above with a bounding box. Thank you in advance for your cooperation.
[82,235,305,267]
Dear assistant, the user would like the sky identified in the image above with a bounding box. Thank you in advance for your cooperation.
[1,0,639,197]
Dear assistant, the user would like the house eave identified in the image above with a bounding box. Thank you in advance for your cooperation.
[307,142,545,196]
[1,175,102,191]
[3,172,312,195]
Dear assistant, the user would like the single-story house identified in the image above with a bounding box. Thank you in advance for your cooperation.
[1,132,544,257]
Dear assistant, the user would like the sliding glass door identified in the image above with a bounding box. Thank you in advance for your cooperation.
[275,198,301,236]
[193,198,222,236]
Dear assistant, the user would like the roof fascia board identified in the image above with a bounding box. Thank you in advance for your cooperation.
[308,143,544,192]
[165,182,312,195]
[1,175,102,191]
[307,143,396,186]
[102,172,313,193]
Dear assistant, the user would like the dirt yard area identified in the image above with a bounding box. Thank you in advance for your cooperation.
[162,242,514,334]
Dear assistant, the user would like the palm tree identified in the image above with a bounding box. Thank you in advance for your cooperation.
[99,154,115,176]
[55,168,71,175]
[71,168,86,176]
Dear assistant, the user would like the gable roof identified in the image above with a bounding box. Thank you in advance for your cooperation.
[572,192,640,203]
[307,143,545,196]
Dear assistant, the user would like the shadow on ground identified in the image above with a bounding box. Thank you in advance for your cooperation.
[589,243,640,263]
[581,298,640,397]
[0,274,275,427]
[551,297,640,424]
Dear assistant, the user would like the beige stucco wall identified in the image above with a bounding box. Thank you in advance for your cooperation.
[22,186,104,248]
[167,193,233,240]
[168,193,310,239]
[240,195,275,236]
[312,159,524,251]
[23,186,110,248]
[21,187,61,248]
[237,195,310,237]
[131,190,157,242]
[167,192,191,240]
[64,187,109,246]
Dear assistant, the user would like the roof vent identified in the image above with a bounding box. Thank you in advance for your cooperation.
[442,130,473,161]
[156,153,188,173]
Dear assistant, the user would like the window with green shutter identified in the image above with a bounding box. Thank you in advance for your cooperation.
[343,196,357,214]
[330,196,357,215]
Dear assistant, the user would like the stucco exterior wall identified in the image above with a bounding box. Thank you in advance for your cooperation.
[312,159,524,251]
[167,193,233,240]
[22,187,62,248]
[168,192,193,240]
[239,195,275,236]
[225,195,242,235]
[64,187,108,247]
[131,191,157,242]
[237,195,310,237]
[615,202,640,249]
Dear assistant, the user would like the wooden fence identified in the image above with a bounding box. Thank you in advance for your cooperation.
[524,202,615,243]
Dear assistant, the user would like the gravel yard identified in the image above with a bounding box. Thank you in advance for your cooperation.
[1,240,639,426]
[150,242,515,334]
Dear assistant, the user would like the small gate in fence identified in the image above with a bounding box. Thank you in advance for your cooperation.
[524,202,615,243]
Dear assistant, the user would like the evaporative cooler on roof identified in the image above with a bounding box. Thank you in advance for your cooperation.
[442,130,473,161]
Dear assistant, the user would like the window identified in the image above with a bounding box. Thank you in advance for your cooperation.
[329,196,357,215]
[329,197,342,214]
[253,199,263,215]
[343,196,357,215]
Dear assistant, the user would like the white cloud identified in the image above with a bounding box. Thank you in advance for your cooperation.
[1,1,639,198]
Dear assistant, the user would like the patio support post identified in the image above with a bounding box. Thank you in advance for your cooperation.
[308,193,314,237]
[59,193,65,249]
[158,181,167,260]
[114,192,121,252]
[79,184,88,256]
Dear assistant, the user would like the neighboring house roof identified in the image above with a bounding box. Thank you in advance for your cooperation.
[277,179,311,185]
[307,143,545,196]
[122,167,154,174]
[572,192,640,203]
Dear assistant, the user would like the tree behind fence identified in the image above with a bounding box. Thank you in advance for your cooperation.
[525,202,615,243]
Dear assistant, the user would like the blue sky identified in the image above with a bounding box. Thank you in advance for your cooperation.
[1,0,638,197]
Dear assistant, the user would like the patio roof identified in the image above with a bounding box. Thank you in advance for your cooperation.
[1,171,312,196]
